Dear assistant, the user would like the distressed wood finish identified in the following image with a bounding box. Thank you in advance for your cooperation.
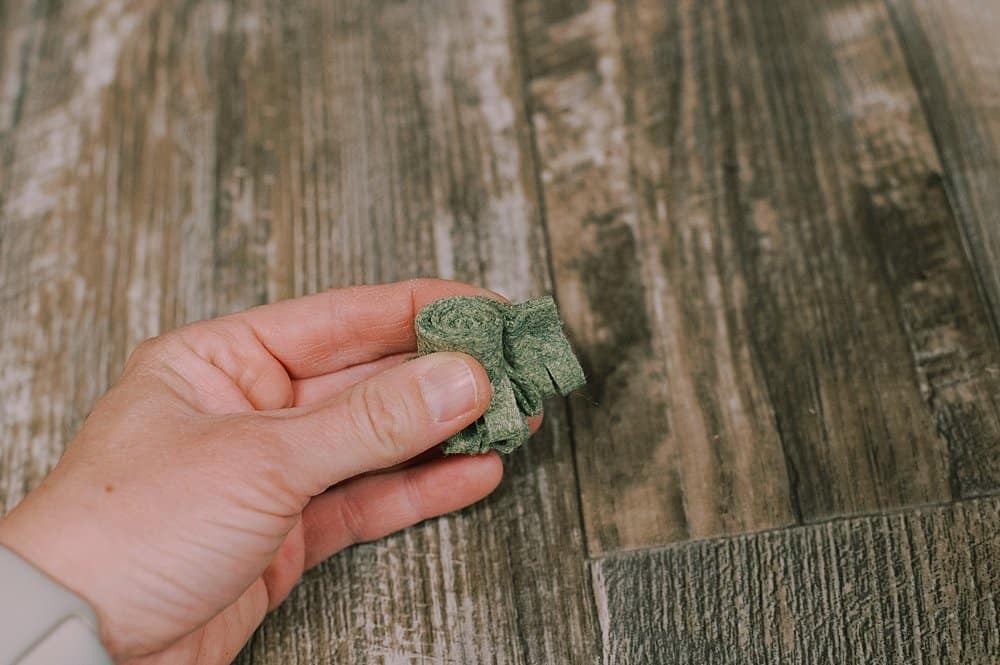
[888,0,1000,338]
[519,0,1000,554]
[885,0,1000,496]
[1,0,167,513]
[594,497,1000,664]
[517,0,795,553]
[0,1,598,662]
[3,0,999,663]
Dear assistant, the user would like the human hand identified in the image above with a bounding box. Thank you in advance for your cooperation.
[0,278,542,664]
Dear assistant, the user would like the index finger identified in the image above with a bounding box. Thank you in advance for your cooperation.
[229,278,507,379]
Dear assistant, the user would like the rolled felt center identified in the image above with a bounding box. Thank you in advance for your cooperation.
[414,294,586,455]
[414,296,508,382]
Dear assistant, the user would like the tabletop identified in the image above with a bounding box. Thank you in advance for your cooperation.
[1,1,998,662]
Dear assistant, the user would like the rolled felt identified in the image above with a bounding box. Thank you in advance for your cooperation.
[414,294,586,454]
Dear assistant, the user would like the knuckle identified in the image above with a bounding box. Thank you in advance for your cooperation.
[337,491,368,544]
[405,277,437,291]
[124,335,172,371]
[349,382,411,462]
[401,470,427,521]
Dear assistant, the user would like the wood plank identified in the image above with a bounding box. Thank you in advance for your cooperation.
[887,0,1000,338]
[233,0,601,656]
[0,0,36,509]
[594,497,1000,664]
[1,0,165,513]
[517,0,796,553]
[519,0,1000,554]
[884,0,1000,497]
[0,1,600,662]
[0,1,36,136]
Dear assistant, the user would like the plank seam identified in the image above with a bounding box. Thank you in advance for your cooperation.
[507,1,605,660]
[590,494,1000,562]
[507,0,594,561]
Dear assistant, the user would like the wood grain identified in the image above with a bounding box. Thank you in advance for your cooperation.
[0,1,599,662]
[594,497,1000,664]
[517,0,796,553]
[887,0,1000,337]
[519,0,1000,554]
[3,0,999,662]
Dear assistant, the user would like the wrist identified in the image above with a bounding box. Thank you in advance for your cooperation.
[0,539,111,665]
[0,482,123,660]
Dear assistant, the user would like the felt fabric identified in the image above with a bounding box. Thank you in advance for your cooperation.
[415,295,586,454]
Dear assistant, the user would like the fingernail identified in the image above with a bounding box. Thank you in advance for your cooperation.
[419,355,478,422]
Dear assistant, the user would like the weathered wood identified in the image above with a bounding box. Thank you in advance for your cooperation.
[0,1,599,662]
[519,0,1000,554]
[4,0,1000,662]
[232,1,601,655]
[887,0,1000,339]
[885,0,1000,498]
[1,0,165,513]
[594,497,1000,664]
[517,0,796,553]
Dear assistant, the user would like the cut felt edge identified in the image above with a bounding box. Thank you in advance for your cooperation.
[442,374,527,455]
[544,347,586,396]
[416,293,587,455]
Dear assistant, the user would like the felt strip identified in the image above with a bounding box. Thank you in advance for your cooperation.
[414,295,586,454]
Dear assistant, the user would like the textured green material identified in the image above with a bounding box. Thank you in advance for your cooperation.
[415,295,586,454]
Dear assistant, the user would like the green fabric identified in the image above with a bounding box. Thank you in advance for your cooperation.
[415,295,586,454]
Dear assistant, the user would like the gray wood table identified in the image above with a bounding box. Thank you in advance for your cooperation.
[1,1,998,662]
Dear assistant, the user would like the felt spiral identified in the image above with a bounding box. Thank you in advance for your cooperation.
[414,296,507,382]
[415,294,586,455]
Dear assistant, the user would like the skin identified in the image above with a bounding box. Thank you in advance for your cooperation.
[0,278,542,664]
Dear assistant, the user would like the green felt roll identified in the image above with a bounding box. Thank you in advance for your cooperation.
[414,294,586,455]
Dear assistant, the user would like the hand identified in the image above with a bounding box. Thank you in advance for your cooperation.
[0,278,542,664]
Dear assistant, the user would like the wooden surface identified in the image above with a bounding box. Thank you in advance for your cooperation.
[888,0,1000,337]
[596,497,1000,664]
[522,0,1000,555]
[0,0,997,662]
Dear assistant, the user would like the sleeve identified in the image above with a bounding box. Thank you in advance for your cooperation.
[0,545,112,665]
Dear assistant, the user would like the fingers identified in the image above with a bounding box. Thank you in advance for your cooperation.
[265,352,493,495]
[526,413,543,434]
[230,278,508,380]
[127,279,508,414]
[300,452,503,569]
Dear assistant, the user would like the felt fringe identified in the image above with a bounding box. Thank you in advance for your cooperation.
[415,294,586,454]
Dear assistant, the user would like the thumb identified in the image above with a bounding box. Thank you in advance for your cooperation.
[260,352,493,496]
